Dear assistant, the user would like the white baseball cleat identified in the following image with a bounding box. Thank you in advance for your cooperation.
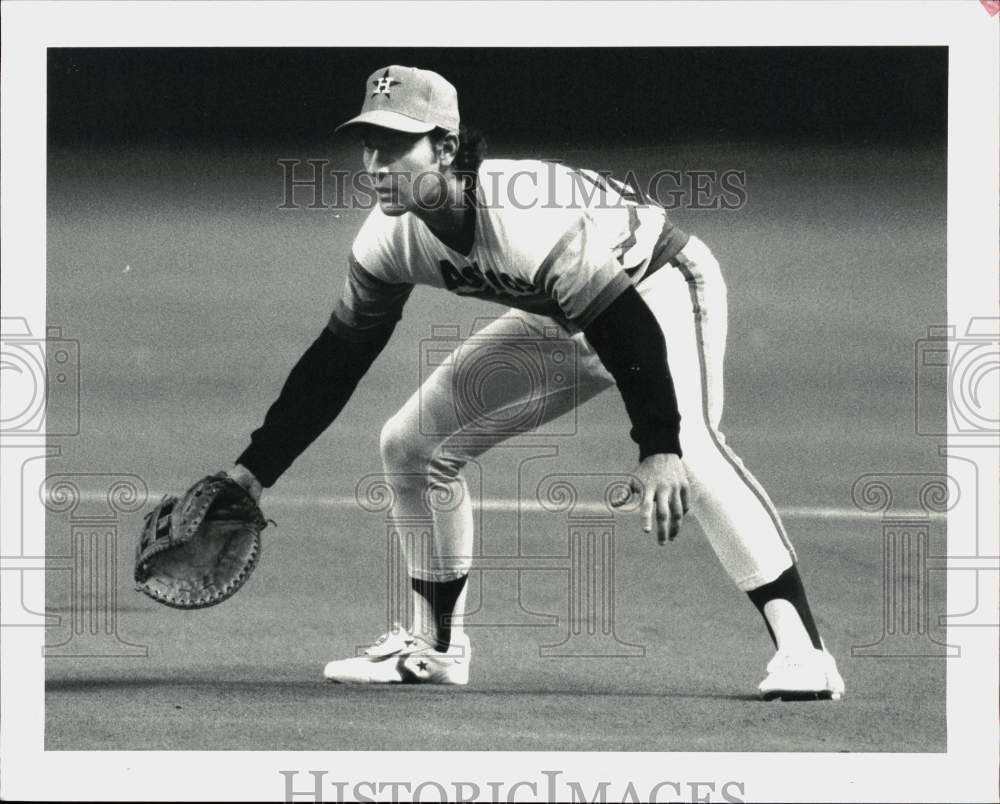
[323,626,471,685]
[758,648,845,701]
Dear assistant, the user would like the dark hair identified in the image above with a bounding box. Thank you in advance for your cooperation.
[432,123,487,186]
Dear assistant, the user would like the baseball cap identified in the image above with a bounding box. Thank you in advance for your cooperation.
[335,65,460,135]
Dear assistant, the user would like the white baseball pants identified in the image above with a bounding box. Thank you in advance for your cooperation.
[379,235,796,592]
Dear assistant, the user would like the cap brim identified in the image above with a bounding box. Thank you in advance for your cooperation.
[334,110,437,134]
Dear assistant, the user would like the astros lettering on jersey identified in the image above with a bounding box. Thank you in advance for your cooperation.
[330,159,690,339]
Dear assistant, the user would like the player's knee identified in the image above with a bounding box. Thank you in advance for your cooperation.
[379,413,433,471]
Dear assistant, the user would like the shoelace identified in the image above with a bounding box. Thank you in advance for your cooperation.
[768,650,825,672]
[365,625,412,655]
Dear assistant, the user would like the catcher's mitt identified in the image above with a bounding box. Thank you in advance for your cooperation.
[134,472,267,609]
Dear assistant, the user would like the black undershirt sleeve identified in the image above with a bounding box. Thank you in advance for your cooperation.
[582,284,682,460]
[235,323,394,487]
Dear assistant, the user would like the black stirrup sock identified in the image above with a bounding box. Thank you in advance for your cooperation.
[747,565,823,650]
[410,574,469,651]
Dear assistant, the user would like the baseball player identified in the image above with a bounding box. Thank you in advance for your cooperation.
[229,65,844,700]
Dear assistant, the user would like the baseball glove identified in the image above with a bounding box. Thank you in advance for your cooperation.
[134,472,267,609]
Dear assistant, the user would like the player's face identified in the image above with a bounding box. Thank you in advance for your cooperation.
[360,127,448,216]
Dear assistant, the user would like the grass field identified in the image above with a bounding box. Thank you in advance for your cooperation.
[43,137,948,752]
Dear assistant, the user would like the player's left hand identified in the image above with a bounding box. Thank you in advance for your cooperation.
[612,453,690,544]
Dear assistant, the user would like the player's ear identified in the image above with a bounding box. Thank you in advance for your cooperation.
[435,131,460,169]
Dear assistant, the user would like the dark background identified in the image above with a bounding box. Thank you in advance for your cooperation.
[48,47,947,147]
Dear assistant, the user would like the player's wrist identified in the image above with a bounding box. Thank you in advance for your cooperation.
[227,463,263,502]
[638,434,682,461]
[641,451,681,462]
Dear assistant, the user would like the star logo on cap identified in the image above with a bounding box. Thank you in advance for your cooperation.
[371,69,401,98]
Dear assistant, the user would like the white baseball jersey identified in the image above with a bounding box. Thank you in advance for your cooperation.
[330,158,689,338]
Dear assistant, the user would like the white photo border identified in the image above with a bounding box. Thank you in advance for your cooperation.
[1,1,997,802]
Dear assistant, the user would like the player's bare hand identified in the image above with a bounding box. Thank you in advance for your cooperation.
[226,463,263,503]
[611,453,690,544]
